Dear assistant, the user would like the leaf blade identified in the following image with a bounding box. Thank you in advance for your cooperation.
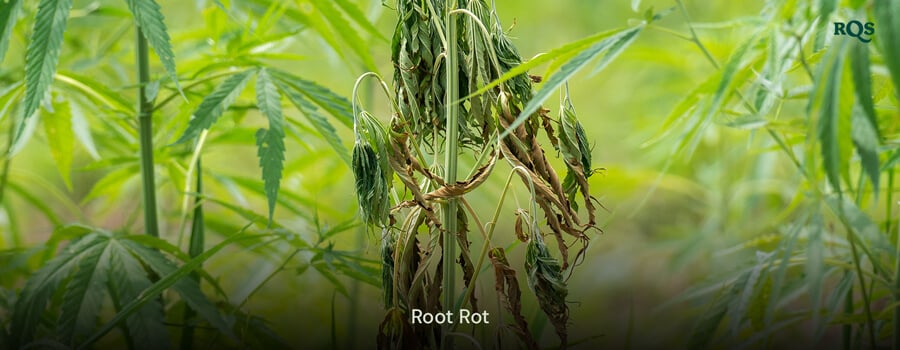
[255,68,286,224]
[22,0,73,124]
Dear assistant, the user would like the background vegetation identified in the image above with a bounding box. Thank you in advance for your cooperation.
[0,0,898,349]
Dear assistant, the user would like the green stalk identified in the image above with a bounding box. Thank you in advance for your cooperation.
[180,157,204,350]
[894,195,900,350]
[136,28,160,237]
[442,0,459,348]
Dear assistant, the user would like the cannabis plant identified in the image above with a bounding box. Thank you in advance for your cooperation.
[351,1,663,348]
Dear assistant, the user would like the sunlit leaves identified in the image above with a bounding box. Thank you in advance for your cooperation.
[254,68,286,224]
[124,0,181,92]
[22,0,72,127]
[44,99,75,189]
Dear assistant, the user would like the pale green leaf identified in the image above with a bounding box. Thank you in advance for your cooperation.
[814,40,848,193]
[22,0,72,125]
[0,0,22,63]
[255,68,286,224]
[124,0,181,92]
[174,70,253,144]
[45,98,75,189]
[501,25,643,140]
[69,101,100,160]
[333,0,386,41]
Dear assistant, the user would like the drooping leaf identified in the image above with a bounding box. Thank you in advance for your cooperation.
[274,79,350,164]
[333,0,387,42]
[44,97,76,189]
[124,0,181,92]
[813,39,849,194]
[849,41,880,194]
[174,70,253,143]
[874,0,900,95]
[308,0,376,70]
[22,0,73,126]
[255,68,286,224]
[0,0,22,63]
[502,24,643,140]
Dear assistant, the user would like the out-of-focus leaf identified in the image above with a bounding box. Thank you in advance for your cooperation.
[503,24,644,140]
[849,42,880,194]
[22,0,72,127]
[255,68,286,224]
[69,101,100,160]
[0,0,22,63]
[874,0,900,94]
[308,0,376,70]
[813,40,849,194]
[45,98,75,189]
[271,70,354,127]
[57,242,110,345]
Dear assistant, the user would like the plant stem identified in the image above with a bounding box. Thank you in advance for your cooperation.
[136,28,160,237]
[894,198,900,350]
[180,157,204,350]
[442,0,459,348]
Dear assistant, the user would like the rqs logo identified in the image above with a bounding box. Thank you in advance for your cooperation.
[834,20,875,43]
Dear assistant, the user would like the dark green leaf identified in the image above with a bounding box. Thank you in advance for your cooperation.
[57,242,111,345]
[107,241,170,350]
[255,68,286,224]
[813,40,849,193]
[124,0,181,92]
[274,79,350,164]
[22,0,72,125]
[874,0,900,95]
[174,70,253,143]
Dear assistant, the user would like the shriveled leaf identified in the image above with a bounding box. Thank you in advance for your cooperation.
[124,0,181,92]
[174,70,253,144]
[0,0,22,63]
[22,0,72,126]
[255,68,286,224]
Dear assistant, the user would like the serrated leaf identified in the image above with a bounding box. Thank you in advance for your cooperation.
[502,24,643,140]
[270,70,353,127]
[11,233,106,348]
[255,68,286,225]
[174,70,253,143]
[21,0,72,128]
[0,0,22,63]
[80,232,266,350]
[119,240,233,337]
[45,98,75,189]
[58,242,111,345]
[107,241,170,350]
[124,0,180,92]
[874,0,900,95]
[274,79,349,164]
